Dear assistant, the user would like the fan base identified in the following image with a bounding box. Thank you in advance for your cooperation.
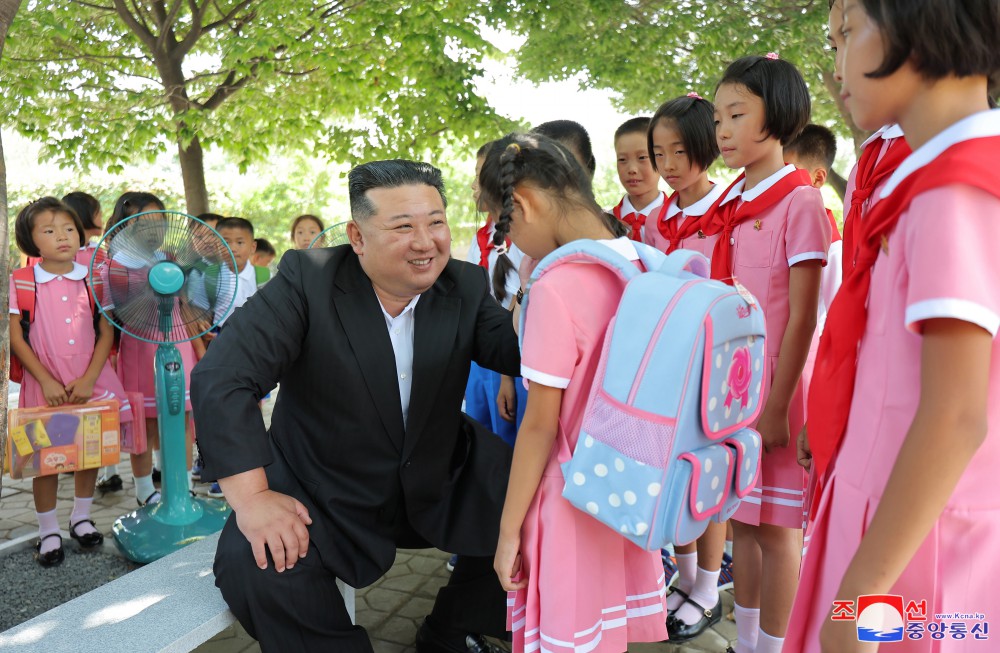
[112,496,232,564]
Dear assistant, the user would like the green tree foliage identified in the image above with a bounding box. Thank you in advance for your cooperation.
[1,0,517,214]
[507,0,868,160]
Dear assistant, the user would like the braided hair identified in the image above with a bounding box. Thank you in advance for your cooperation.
[479,133,610,250]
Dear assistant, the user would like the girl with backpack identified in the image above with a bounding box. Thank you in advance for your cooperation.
[709,55,832,653]
[789,1,1000,650]
[482,133,667,653]
[9,197,134,566]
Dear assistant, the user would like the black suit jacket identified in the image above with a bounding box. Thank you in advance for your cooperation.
[191,246,520,587]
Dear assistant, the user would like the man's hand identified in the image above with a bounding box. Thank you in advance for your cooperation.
[497,375,518,423]
[220,468,312,573]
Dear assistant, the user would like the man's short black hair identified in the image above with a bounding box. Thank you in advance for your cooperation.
[348,160,447,221]
[784,124,837,171]
[216,216,255,237]
[717,55,811,146]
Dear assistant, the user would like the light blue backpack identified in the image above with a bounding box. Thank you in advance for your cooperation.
[521,240,766,550]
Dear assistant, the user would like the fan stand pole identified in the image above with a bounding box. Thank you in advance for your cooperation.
[112,343,231,564]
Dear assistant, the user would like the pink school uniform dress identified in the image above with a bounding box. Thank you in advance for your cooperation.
[10,262,133,423]
[108,252,195,417]
[644,183,725,258]
[787,111,1000,653]
[721,165,831,528]
[510,237,668,653]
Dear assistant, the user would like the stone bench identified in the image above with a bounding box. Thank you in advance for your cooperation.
[0,531,354,652]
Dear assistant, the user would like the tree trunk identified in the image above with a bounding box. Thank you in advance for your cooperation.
[178,134,210,215]
[828,167,848,202]
[822,70,869,156]
[0,0,24,492]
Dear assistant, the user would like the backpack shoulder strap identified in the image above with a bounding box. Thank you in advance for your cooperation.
[12,267,36,322]
[254,265,270,288]
[529,239,642,285]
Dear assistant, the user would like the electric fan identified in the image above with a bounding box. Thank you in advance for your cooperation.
[308,220,351,248]
[89,210,238,563]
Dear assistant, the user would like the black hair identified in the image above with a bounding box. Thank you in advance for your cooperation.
[348,160,447,221]
[216,216,255,237]
[479,133,625,254]
[784,124,837,171]
[197,212,224,225]
[61,192,102,232]
[717,55,811,146]
[531,120,597,177]
[614,117,652,142]
[859,0,1000,88]
[254,238,276,256]
[15,197,86,257]
[647,96,720,173]
[289,214,324,239]
[105,191,166,238]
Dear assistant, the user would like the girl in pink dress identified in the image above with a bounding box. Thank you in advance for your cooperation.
[789,2,1000,652]
[645,93,725,261]
[480,133,668,653]
[104,192,197,506]
[710,55,832,653]
[646,93,732,642]
[10,197,134,566]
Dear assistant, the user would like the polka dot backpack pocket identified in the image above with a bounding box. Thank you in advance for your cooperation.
[525,242,766,550]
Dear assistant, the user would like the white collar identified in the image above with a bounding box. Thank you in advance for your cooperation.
[665,183,726,220]
[222,261,255,278]
[598,236,640,261]
[34,261,88,283]
[377,293,421,322]
[861,123,905,149]
[880,109,1000,198]
[620,191,665,216]
[719,164,798,206]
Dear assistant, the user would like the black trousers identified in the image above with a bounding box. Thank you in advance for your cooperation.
[214,518,507,653]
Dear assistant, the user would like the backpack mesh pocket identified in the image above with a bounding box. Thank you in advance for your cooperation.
[580,389,677,468]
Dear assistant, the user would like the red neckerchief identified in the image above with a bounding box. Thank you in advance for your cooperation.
[705,167,813,284]
[613,193,663,242]
[808,135,1000,486]
[657,187,726,254]
[825,208,842,243]
[843,136,911,276]
[476,220,509,269]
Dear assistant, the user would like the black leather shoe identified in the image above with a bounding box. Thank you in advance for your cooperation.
[665,589,722,643]
[97,474,123,492]
[415,621,505,653]
[34,534,65,567]
[69,519,104,548]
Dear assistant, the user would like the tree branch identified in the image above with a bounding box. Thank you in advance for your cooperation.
[69,0,115,10]
[201,0,253,33]
[174,0,212,57]
[198,66,255,110]
[113,0,156,50]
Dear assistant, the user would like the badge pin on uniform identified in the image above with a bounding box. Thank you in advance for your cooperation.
[753,219,762,231]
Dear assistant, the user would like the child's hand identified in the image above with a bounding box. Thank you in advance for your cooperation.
[40,378,69,407]
[757,402,791,453]
[65,377,96,404]
[494,531,526,591]
[796,425,812,470]
[820,608,877,653]
[497,375,518,423]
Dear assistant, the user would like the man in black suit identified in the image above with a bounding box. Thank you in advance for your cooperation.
[191,160,520,653]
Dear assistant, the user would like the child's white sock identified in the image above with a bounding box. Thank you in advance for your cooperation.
[666,551,699,611]
[135,474,155,503]
[36,509,60,555]
[103,464,119,476]
[69,496,98,536]
[152,449,161,470]
[734,603,760,653]
[754,629,784,653]
[674,565,721,625]
[188,469,194,491]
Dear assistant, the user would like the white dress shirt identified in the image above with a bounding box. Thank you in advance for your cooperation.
[376,293,420,427]
[216,262,259,326]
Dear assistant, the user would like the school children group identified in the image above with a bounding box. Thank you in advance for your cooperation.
[467,2,1000,652]
[8,194,325,563]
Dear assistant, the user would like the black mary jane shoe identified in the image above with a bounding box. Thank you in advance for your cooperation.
[34,534,65,567]
[69,519,104,548]
[665,587,722,643]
